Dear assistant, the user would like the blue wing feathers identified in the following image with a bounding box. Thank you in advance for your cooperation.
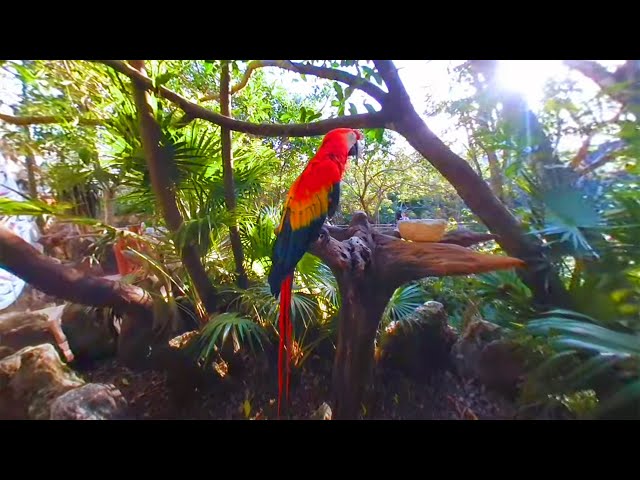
[268,181,342,297]
[268,210,326,297]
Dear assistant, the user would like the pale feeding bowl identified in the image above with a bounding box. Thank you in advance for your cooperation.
[397,219,447,242]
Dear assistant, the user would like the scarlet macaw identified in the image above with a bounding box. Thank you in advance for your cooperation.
[268,128,363,416]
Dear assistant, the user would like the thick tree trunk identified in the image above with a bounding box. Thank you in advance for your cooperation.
[394,109,568,308]
[220,61,248,289]
[103,187,115,225]
[311,212,525,419]
[331,277,389,419]
[374,61,571,309]
[128,60,218,314]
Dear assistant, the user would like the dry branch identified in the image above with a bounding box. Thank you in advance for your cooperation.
[199,60,386,104]
[199,61,262,103]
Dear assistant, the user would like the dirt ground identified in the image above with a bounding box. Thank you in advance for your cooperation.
[81,354,520,420]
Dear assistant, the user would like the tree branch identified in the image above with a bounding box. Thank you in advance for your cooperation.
[576,140,627,176]
[258,60,387,104]
[439,229,498,247]
[564,60,619,90]
[565,60,640,113]
[199,60,262,103]
[326,224,497,247]
[0,113,103,127]
[310,213,523,290]
[199,60,387,105]
[373,60,411,104]
[0,226,152,317]
[98,60,387,137]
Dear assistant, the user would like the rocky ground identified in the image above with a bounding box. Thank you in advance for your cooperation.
[0,285,529,421]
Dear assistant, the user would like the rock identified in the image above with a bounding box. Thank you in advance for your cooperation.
[377,301,458,378]
[0,344,84,420]
[310,402,332,420]
[61,303,118,365]
[451,317,525,397]
[50,383,129,420]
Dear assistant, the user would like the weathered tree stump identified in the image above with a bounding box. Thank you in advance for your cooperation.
[377,301,458,378]
[310,212,525,420]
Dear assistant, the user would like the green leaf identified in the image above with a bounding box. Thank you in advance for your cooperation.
[361,66,384,86]
[243,399,252,418]
[504,160,521,179]
[382,283,428,324]
[155,72,175,87]
[195,312,267,367]
[527,317,640,356]
[348,103,358,116]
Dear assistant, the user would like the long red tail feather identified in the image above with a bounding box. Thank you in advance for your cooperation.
[278,274,293,417]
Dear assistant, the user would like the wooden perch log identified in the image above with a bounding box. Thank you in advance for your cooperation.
[309,212,525,420]
[376,238,524,289]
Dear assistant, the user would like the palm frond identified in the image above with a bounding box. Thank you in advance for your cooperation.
[382,283,429,325]
[525,309,640,416]
[527,315,640,356]
[194,312,267,366]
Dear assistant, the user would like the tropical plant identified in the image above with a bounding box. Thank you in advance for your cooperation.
[523,309,640,418]
[381,283,429,325]
[194,312,268,367]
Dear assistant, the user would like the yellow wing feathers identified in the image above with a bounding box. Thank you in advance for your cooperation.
[276,185,332,233]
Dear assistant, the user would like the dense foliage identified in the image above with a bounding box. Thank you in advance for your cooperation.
[1,60,638,418]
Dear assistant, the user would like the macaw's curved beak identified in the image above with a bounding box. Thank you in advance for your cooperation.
[348,139,363,164]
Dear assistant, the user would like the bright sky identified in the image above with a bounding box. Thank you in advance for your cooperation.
[0,60,627,160]
[393,60,625,153]
[265,60,626,157]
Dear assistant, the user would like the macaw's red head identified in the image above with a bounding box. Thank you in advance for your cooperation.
[318,128,364,165]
